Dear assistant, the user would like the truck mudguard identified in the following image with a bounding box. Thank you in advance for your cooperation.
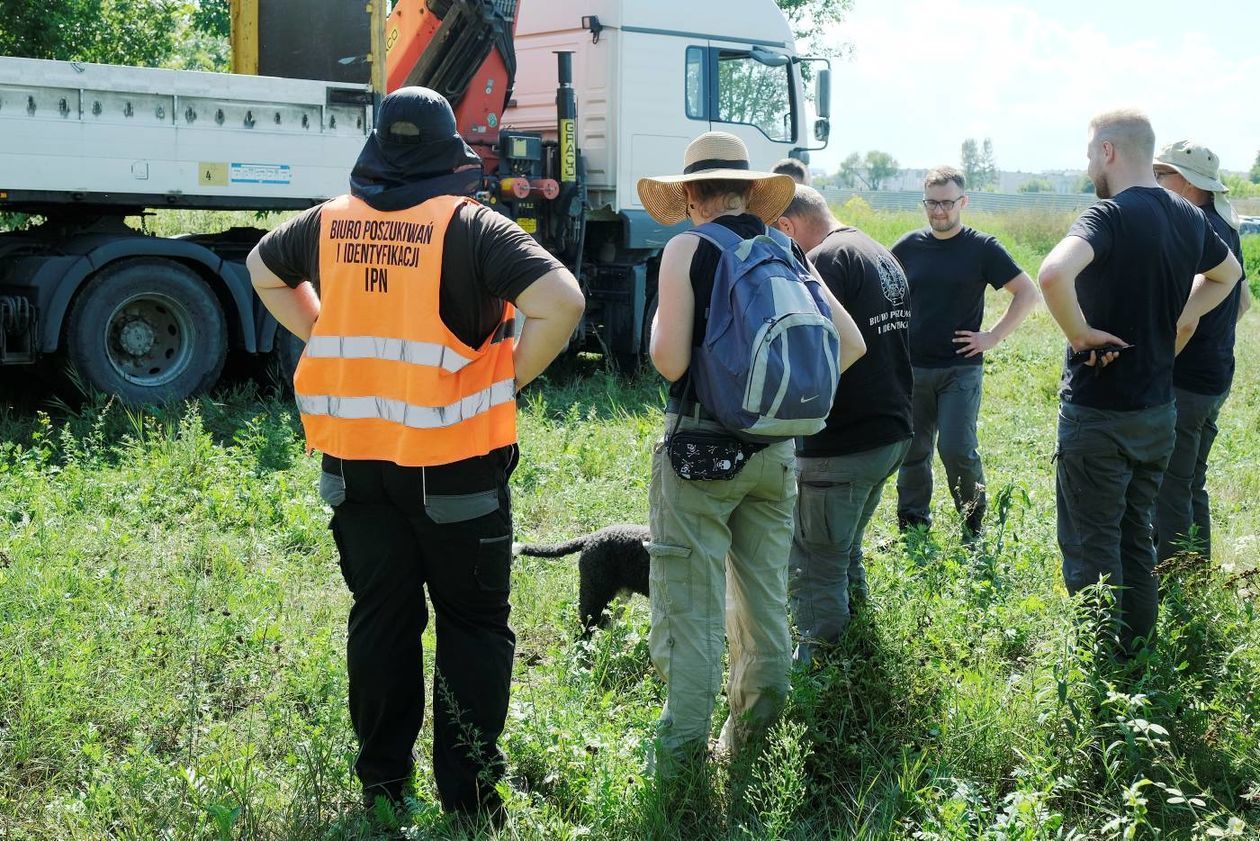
[35,237,257,354]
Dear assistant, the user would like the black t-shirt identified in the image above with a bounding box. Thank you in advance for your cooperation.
[1173,203,1246,396]
[1062,186,1230,411]
[890,227,1022,368]
[798,227,914,457]
[256,198,564,348]
[667,213,808,400]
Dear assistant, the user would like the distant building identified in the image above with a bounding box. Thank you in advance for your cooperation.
[832,167,1088,194]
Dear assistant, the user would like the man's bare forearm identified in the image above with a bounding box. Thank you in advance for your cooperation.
[1039,274,1090,346]
[247,247,320,340]
[987,276,1038,343]
[512,267,585,389]
[255,284,320,341]
[514,312,579,389]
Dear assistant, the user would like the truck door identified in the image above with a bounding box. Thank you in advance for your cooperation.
[702,45,798,169]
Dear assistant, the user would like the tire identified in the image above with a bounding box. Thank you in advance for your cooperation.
[614,292,657,373]
[65,258,228,404]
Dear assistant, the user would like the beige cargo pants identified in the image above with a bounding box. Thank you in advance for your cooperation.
[647,414,796,774]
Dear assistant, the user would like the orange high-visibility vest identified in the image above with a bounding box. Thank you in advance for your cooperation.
[293,194,517,467]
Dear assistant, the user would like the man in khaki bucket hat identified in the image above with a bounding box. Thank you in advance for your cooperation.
[1154,140,1243,231]
[1152,139,1252,565]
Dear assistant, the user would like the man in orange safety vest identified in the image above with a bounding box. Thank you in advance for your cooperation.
[247,86,584,823]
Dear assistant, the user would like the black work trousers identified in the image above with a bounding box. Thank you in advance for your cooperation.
[325,451,516,815]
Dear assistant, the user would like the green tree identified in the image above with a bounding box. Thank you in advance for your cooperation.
[980,138,998,191]
[191,0,228,38]
[776,0,854,58]
[1073,174,1096,194]
[1222,173,1260,199]
[863,150,899,190]
[960,137,998,191]
[0,0,186,67]
[175,0,230,70]
[838,151,866,188]
[1018,178,1054,193]
[961,138,981,190]
[1250,149,1260,185]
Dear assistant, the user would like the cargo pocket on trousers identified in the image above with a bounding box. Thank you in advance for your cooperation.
[797,481,847,547]
[474,534,512,592]
[318,470,347,508]
[648,542,694,614]
[424,489,500,524]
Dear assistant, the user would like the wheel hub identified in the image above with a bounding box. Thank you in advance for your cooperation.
[104,293,194,387]
[118,317,157,356]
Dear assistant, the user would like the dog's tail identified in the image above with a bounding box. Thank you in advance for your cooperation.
[512,535,590,558]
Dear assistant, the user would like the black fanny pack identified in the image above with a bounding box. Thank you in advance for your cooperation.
[665,382,764,481]
[668,428,763,481]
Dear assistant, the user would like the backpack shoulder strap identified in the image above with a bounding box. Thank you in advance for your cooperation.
[763,225,808,270]
[684,221,743,252]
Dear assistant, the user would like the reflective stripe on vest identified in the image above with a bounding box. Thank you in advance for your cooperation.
[304,335,475,373]
[293,194,517,467]
[302,318,516,373]
[296,377,516,429]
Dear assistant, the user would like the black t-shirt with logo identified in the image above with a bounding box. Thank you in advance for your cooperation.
[1173,203,1246,396]
[890,226,1022,368]
[256,199,563,348]
[798,227,914,457]
[1062,186,1230,411]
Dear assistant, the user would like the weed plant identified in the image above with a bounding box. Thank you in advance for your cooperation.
[1,213,1257,839]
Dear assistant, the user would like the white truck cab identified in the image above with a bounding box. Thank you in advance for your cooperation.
[507,0,830,244]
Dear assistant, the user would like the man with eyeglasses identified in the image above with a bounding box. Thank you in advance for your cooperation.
[1039,110,1241,657]
[891,166,1038,542]
[1150,141,1251,565]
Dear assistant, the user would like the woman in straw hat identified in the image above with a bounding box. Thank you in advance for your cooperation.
[636,131,865,776]
[1152,140,1252,565]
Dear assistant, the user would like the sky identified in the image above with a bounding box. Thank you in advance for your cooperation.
[811,0,1260,175]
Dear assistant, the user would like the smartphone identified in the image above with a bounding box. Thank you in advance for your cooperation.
[1070,344,1134,364]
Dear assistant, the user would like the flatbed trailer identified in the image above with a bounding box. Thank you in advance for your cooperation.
[0,57,372,402]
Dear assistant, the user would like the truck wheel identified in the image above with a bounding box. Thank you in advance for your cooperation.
[66,259,227,404]
[613,292,657,374]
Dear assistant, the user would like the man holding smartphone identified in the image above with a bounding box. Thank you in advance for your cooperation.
[1038,110,1241,657]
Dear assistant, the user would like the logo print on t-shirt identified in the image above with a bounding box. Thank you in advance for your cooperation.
[877,255,908,306]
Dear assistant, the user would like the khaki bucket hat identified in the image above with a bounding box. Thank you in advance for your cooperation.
[637,131,796,225]
[1155,140,1240,230]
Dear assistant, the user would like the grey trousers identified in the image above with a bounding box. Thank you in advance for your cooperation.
[1056,401,1176,654]
[1154,387,1230,562]
[788,438,911,664]
[897,365,986,533]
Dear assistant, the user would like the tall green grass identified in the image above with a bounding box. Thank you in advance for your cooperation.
[1,209,1257,839]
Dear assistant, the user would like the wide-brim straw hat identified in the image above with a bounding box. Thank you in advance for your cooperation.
[637,131,797,225]
[1155,139,1240,230]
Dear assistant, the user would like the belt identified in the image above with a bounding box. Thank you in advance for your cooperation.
[665,398,717,421]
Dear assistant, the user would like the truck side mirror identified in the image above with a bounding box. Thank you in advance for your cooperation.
[814,117,830,142]
[815,68,831,119]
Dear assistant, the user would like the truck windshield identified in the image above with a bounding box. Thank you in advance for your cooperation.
[715,49,794,143]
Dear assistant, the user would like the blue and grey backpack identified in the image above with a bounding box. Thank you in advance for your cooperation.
[685,222,842,443]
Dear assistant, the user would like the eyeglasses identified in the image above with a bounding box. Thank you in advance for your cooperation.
[1153,170,1178,183]
[922,197,963,211]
